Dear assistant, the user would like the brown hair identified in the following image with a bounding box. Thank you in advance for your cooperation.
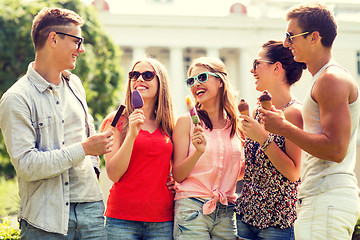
[286,2,337,48]
[262,40,307,85]
[31,7,84,51]
[187,57,240,139]
[122,57,175,139]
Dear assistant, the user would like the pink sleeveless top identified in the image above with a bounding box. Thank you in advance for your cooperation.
[175,115,244,214]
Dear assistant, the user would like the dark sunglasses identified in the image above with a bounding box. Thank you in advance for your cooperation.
[252,59,274,71]
[129,71,156,81]
[185,72,220,88]
[56,32,84,50]
[285,31,309,45]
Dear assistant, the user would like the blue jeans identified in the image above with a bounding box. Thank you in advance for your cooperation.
[174,197,237,240]
[236,215,294,240]
[20,201,106,240]
[105,217,173,240]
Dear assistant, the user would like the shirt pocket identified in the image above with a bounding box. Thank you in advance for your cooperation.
[33,116,56,151]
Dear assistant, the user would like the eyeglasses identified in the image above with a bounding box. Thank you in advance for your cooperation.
[185,72,220,88]
[285,32,310,45]
[252,59,274,71]
[56,32,84,50]
[129,71,156,81]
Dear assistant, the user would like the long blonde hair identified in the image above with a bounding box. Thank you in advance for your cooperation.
[122,57,175,138]
[187,57,240,138]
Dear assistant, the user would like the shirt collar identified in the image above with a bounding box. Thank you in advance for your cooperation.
[26,62,72,93]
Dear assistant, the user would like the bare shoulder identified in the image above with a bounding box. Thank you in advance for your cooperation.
[284,103,303,129]
[174,114,191,131]
[100,111,116,133]
[313,66,357,104]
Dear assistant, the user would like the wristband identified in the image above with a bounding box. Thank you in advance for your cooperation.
[260,134,274,152]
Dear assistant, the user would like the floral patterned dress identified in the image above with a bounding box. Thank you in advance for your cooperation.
[235,101,300,229]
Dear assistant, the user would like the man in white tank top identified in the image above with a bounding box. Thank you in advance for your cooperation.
[258,2,360,239]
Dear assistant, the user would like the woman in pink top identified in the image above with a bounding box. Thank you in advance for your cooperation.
[172,57,245,239]
[100,57,175,240]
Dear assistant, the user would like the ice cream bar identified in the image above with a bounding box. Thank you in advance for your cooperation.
[185,96,200,125]
[259,90,272,110]
[111,104,126,127]
[131,90,144,109]
[238,99,249,116]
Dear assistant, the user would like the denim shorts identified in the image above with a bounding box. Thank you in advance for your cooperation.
[236,215,294,240]
[20,201,106,240]
[105,217,173,240]
[174,197,237,240]
[295,187,360,240]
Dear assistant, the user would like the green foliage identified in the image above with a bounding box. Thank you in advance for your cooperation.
[0,217,20,240]
[0,133,14,179]
[0,178,19,218]
[0,0,124,176]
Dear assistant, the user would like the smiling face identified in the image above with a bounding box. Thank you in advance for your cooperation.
[284,18,311,63]
[250,48,275,92]
[130,61,159,102]
[188,66,223,105]
[55,24,85,70]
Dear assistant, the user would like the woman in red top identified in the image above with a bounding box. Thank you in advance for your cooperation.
[100,57,175,240]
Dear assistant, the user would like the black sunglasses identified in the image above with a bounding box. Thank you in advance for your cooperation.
[129,71,156,81]
[56,32,84,50]
[185,72,220,88]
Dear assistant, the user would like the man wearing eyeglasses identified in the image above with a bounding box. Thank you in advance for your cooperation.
[259,2,360,240]
[0,7,113,239]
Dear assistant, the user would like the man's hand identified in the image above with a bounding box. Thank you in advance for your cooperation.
[82,130,114,156]
[258,106,286,136]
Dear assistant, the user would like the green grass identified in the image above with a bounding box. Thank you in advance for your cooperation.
[0,178,19,218]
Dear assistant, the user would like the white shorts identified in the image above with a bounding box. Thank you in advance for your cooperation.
[295,187,360,240]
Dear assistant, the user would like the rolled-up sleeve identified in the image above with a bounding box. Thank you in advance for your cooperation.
[0,89,85,182]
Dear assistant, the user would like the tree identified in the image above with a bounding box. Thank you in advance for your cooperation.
[0,0,123,178]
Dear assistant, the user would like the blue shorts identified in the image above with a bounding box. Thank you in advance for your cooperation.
[236,214,294,240]
[105,217,173,240]
[174,197,237,240]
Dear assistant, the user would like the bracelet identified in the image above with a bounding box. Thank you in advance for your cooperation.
[260,134,274,152]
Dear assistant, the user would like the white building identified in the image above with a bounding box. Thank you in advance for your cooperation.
[91,0,360,199]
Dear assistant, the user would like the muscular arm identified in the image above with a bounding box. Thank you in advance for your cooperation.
[261,70,355,163]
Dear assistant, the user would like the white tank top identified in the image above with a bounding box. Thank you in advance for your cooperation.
[298,62,360,199]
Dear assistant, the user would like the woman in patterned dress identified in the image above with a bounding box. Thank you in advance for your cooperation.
[235,40,307,240]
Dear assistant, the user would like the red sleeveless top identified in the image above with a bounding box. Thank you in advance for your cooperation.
[102,114,174,222]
